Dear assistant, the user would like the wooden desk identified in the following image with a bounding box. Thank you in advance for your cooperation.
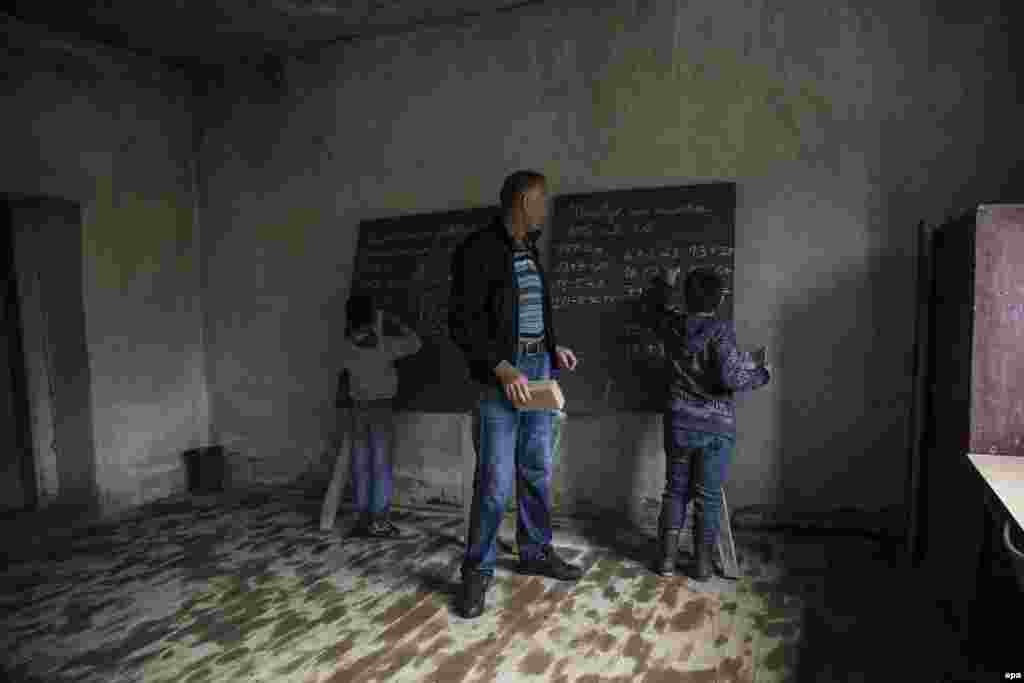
[967,454,1024,528]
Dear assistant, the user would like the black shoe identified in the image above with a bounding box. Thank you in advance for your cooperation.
[693,542,714,581]
[518,545,583,581]
[366,519,403,539]
[657,528,681,576]
[459,571,492,619]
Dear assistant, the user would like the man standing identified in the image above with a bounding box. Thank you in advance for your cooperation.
[448,170,584,619]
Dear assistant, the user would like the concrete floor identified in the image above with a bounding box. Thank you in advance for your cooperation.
[0,487,970,682]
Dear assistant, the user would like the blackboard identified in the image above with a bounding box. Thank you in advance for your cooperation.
[350,207,499,413]
[548,182,736,414]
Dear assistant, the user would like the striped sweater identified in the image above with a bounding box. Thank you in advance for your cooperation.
[513,245,544,338]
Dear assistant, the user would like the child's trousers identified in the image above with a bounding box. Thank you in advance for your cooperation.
[661,413,735,547]
[348,398,395,517]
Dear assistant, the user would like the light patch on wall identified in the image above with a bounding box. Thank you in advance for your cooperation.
[252,205,321,259]
[87,175,195,291]
[538,160,562,192]
[374,184,488,213]
[455,163,560,210]
[370,188,421,211]
[588,45,833,178]
[459,175,489,207]
[103,399,201,463]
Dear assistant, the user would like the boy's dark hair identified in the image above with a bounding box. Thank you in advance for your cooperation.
[346,293,375,335]
[500,170,546,213]
[684,267,725,313]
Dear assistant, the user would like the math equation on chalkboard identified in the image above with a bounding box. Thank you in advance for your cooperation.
[350,207,500,413]
[546,182,736,413]
[549,243,734,309]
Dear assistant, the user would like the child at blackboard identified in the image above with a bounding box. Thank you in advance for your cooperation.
[645,265,771,579]
[338,293,422,538]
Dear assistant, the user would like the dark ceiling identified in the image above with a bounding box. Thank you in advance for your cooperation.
[7,1,548,67]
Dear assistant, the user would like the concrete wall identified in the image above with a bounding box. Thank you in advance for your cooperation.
[200,0,1021,528]
[1,18,210,514]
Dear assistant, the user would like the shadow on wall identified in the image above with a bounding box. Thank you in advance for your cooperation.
[774,252,908,536]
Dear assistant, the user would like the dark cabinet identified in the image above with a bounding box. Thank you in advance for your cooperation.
[922,204,1024,672]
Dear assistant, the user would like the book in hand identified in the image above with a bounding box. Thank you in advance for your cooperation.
[521,380,565,411]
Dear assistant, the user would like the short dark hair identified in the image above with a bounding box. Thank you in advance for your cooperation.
[500,170,546,213]
[346,293,375,335]
[684,267,725,313]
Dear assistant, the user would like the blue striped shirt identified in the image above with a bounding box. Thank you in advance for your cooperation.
[513,246,544,338]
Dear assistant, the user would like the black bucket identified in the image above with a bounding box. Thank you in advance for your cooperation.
[183,445,226,494]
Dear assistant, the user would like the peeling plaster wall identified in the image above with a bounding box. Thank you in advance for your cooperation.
[201,0,1022,526]
[1,19,210,514]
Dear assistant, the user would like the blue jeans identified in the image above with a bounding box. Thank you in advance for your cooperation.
[661,414,735,547]
[463,350,555,577]
[348,399,394,517]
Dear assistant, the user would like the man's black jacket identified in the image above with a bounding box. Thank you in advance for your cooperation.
[448,218,559,387]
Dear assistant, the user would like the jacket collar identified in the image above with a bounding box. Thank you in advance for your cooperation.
[488,216,516,250]
[489,215,540,255]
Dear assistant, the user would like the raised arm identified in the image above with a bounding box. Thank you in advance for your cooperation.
[643,267,683,344]
[715,324,770,392]
[383,313,423,359]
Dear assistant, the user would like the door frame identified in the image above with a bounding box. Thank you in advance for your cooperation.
[1,197,39,512]
[3,193,96,512]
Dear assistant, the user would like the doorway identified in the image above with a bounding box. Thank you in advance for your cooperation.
[2,195,97,515]
[0,199,36,512]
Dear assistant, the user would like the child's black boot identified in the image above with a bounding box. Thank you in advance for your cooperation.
[366,512,403,539]
[657,528,681,576]
[693,540,714,581]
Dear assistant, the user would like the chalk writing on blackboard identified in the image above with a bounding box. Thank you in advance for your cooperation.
[554,278,608,289]
[622,264,661,280]
[566,224,650,236]
[554,261,611,273]
[567,225,592,238]
[547,182,736,414]
[567,202,716,220]
[627,342,665,356]
[623,246,681,261]
[623,323,645,338]
[438,223,480,237]
[351,206,499,413]
[552,294,623,308]
[555,244,608,257]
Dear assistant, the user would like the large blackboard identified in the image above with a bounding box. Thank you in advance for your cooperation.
[548,183,736,414]
[350,207,499,413]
